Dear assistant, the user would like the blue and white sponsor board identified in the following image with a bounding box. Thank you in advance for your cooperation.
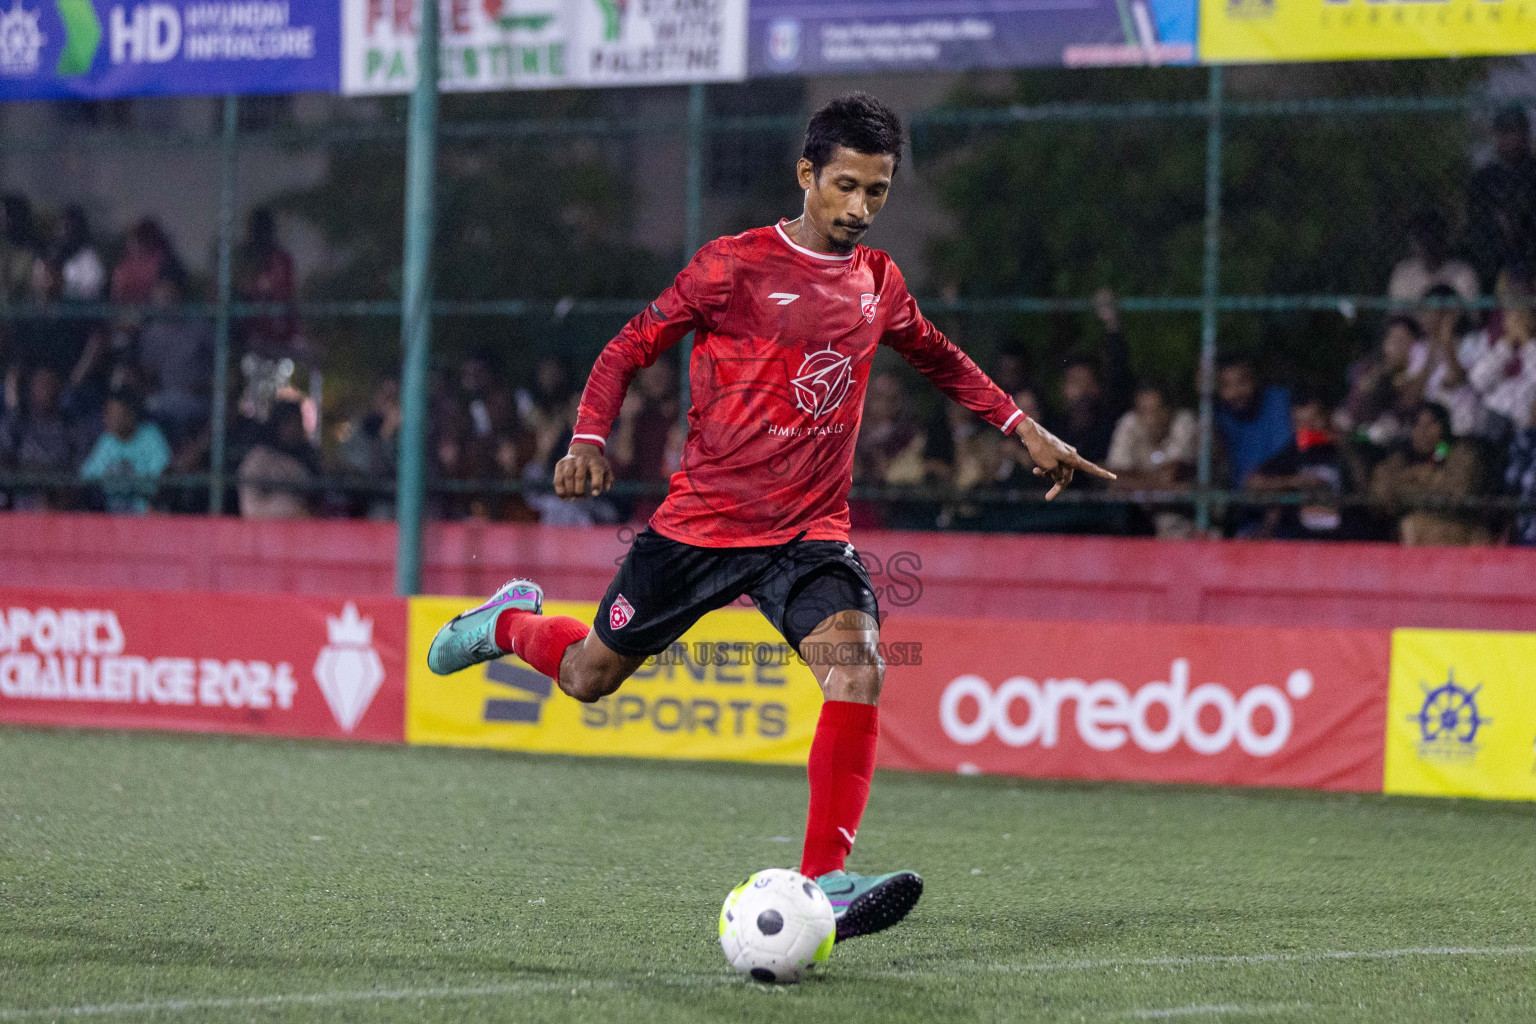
[0,0,339,98]
[748,0,1196,75]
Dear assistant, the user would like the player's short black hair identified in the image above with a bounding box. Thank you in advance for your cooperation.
[802,94,904,179]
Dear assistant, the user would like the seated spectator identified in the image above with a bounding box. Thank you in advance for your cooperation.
[1388,208,1479,304]
[1467,105,1536,293]
[989,349,1029,399]
[336,377,401,518]
[1418,285,1498,440]
[516,355,572,435]
[1105,382,1198,538]
[1336,316,1428,446]
[136,270,213,444]
[51,205,105,302]
[1466,265,1536,430]
[234,207,300,360]
[1247,391,1353,541]
[1054,289,1133,466]
[110,218,178,305]
[0,366,83,511]
[856,372,928,486]
[1215,356,1292,489]
[609,357,682,522]
[1505,391,1536,546]
[0,194,39,306]
[1369,403,1489,546]
[79,388,170,514]
[237,400,315,519]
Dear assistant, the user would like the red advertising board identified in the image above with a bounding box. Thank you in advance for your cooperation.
[877,615,1390,792]
[0,588,407,743]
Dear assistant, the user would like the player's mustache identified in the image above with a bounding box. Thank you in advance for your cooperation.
[833,219,869,232]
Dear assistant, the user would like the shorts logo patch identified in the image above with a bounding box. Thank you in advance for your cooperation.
[610,594,635,630]
[859,292,880,324]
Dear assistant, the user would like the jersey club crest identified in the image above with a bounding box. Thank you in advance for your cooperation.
[609,594,635,630]
[860,292,880,324]
[791,346,854,418]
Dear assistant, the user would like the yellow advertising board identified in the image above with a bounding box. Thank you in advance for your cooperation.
[406,599,824,765]
[1199,0,1536,63]
[1384,629,1536,801]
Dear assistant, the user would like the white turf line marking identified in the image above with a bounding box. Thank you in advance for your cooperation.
[1127,1004,1310,1019]
[0,946,1531,1019]
[869,944,1536,979]
[0,978,732,1020]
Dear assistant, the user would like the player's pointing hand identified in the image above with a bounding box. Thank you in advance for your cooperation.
[555,441,614,500]
[1013,417,1116,501]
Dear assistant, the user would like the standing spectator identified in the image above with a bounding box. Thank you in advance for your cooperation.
[1466,266,1536,430]
[1247,391,1353,540]
[1336,316,1429,446]
[1370,403,1489,546]
[1388,209,1479,304]
[1054,289,1133,465]
[234,207,299,359]
[0,366,82,510]
[1467,105,1536,292]
[237,400,315,519]
[1214,356,1293,488]
[136,270,213,445]
[79,389,170,514]
[110,219,178,305]
[1105,382,1199,538]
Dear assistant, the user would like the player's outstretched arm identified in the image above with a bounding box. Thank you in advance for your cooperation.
[1014,417,1116,500]
[554,441,613,499]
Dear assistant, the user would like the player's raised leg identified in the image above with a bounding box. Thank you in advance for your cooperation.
[426,578,643,700]
[791,596,923,942]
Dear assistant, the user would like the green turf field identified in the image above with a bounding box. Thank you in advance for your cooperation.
[1,727,1532,1023]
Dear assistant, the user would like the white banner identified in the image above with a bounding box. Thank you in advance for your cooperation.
[343,0,746,95]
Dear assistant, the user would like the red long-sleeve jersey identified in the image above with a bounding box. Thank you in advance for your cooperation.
[573,221,1024,547]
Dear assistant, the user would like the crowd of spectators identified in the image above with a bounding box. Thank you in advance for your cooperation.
[0,198,310,517]
[3,105,1535,546]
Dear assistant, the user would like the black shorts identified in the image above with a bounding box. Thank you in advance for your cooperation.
[594,528,880,659]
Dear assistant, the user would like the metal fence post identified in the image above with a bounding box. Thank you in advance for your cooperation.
[679,82,705,425]
[394,0,441,596]
[1195,65,1224,532]
[209,94,238,515]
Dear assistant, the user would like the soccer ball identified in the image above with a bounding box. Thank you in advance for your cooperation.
[718,868,836,984]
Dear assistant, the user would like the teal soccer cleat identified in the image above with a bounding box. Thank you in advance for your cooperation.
[426,578,544,676]
[816,869,924,942]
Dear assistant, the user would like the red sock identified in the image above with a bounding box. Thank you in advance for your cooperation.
[494,610,589,680]
[799,700,879,879]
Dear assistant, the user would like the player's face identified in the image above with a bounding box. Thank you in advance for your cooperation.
[796,147,896,254]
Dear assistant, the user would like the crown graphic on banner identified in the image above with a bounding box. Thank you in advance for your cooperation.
[326,603,374,646]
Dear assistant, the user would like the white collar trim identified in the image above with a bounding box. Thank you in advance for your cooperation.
[775,220,855,262]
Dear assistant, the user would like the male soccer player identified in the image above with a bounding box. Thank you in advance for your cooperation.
[428,94,1112,942]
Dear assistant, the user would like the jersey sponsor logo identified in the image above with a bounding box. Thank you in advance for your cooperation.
[768,292,800,306]
[859,292,880,324]
[610,594,635,630]
[790,346,854,419]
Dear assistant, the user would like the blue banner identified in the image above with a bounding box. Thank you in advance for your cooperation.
[0,0,339,99]
[748,0,1196,76]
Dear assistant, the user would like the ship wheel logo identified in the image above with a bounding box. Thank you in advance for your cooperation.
[1411,669,1489,746]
